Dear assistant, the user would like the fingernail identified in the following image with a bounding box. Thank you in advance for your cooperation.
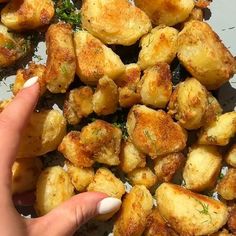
[23,76,39,89]
[97,197,122,215]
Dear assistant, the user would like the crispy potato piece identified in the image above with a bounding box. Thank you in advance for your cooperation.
[74,30,125,86]
[17,110,66,158]
[138,26,178,70]
[35,166,74,216]
[128,167,157,189]
[81,0,151,46]
[66,161,94,192]
[154,153,185,183]
[127,105,187,158]
[211,229,232,236]
[187,7,204,21]
[93,76,118,116]
[119,140,146,174]
[198,112,236,146]
[227,206,236,235]
[156,183,229,235]
[12,158,42,195]
[225,144,236,168]
[13,63,46,96]
[195,0,212,8]
[113,185,153,236]
[0,23,30,67]
[134,0,194,26]
[183,145,222,192]
[139,63,172,109]
[177,21,236,90]
[168,78,208,130]
[217,169,236,200]
[80,120,122,166]
[63,87,93,125]
[1,0,54,31]
[44,23,76,93]
[58,131,94,168]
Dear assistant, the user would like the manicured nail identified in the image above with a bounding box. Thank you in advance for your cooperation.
[97,197,122,215]
[23,76,39,89]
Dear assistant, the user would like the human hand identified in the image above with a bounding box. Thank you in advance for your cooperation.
[0,77,121,236]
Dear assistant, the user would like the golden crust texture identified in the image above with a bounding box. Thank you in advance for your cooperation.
[227,206,236,235]
[177,20,236,90]
[1,0,54,31]
[44,23,76,93]
[156,183,229,235]
[81,0,152,46]
[74,30,125,86]
[113,185,153,236]
[225,144,236,168]
[127,105,187,158]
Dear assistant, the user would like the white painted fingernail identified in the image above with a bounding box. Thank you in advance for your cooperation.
[97,197,122,215]
[23,76,39,89]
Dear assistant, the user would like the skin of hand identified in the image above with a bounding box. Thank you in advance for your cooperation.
[0,78,121,236]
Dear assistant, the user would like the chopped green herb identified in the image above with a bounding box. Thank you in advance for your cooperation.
[113,122,128,140]
[218,173,225,180]
[195,199,212,223]
[143,129,157,153]
[33,54,43,62]
[61,64,68,76]
[4,42,15,50]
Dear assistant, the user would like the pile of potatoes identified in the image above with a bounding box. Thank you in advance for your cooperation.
[1,0,236,235]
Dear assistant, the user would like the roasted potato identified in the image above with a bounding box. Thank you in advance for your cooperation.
[127,105,187,158]
[183,145,222,192]
[17,110,66,158]
[211,229,232,236]
[58,131,94,168]
[13,63,46,96]
[177,20,236,90]
[156,183,229,235]
[168,78,208,130]
[63,87,94,125]
[1,0,54,31]
[113,185,153,236]
[228,206,236,235]
[66,161,94,192]
[139,63,172,109]
[0,23,30,67]
[93,76,118,116]
[81,0,152,46]
[138,26,178,70]
[154,153,185,183]
[119,140,146,174]
[217,169,236,200]
[134,0,194,26]
[198,112,236,146]
[74,30,125,86]
[186,7,204,21]
[225,144,236,168]
[12,158,42,195]
[80,120,122,166]
[44,23,76,93]
[35,166,74,216]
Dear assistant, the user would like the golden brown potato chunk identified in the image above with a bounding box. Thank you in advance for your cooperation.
[168,78,208,130]
[44,23,76,93]
[35,166,74,216]
[80,120,122,166]
[12,158,42,195]
[58,131,94,168]
[63,87,94,125]
[228,206,236,235]
[211,229,232,236]
[134,0,194,26]
[17,110,66,158]
[139,63,172,109]
[138,26,178,70]
[0,23,30,67]
[13,63,46,96]
[177,20,236,90]
[119,140,146,174]
[183,145,222,192]
[113,185,153,236]
[1,0,54,31]
[186,7,204,21]
[66,161,94,192]
[127,105,187,158]
[198,112,236,146]
[217,169,236,200]
[74,30,125,86]
[225,144,236,168]
[154,153,185,183]
[81,0,151,46]
[156,183,229,235]
[93,76,118,116]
